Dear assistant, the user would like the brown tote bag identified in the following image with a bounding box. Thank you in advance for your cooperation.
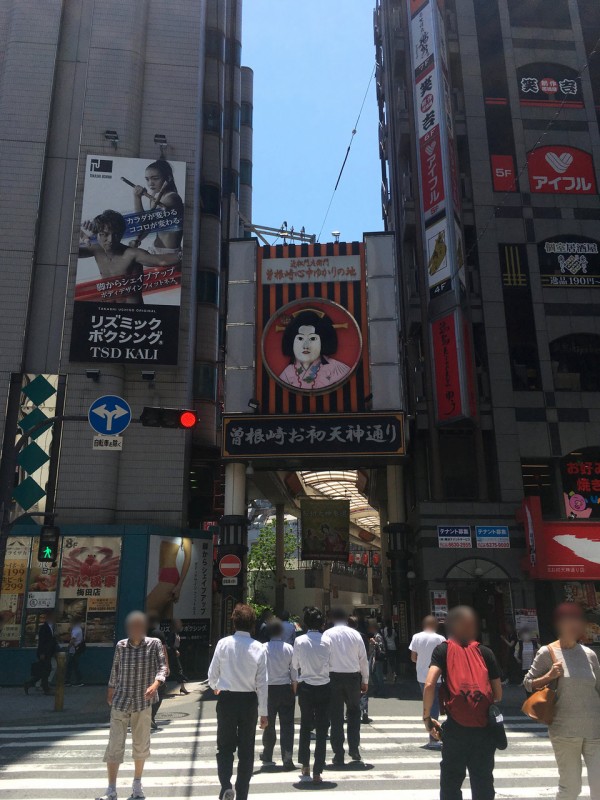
[521,643,559,725]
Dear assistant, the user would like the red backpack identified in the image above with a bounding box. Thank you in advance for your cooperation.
[440,640,493,727]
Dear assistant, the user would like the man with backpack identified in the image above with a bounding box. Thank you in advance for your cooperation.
[422,606,503,800]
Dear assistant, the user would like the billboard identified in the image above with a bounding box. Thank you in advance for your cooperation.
[527,146,596,195]
[146,535,212,624]
[301,499,350,560]
[518,63,583,109]
[70,155,186,365]
[538,235,600,288]
[561,449,600,520]
[0,537,30,647]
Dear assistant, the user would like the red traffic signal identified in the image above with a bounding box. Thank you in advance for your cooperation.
[140,407,198,429]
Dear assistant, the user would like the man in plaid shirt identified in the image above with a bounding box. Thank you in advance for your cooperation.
[96,611,168,800]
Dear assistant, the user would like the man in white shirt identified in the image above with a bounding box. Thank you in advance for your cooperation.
[208,604,269,800]
[65,616,85,686]
[260,619,297,771]
[292,607,331,784]
[409,615,445,749]
[321,608,369,765]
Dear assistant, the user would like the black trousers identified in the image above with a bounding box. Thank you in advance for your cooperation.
[261,683,295,762]
[329,672,361,758]
[216,691,258,800]
[440,717,496,800]
[297,682,330,775]
[168,649,187,684]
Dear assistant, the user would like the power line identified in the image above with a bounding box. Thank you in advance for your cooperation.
[316,64,376,242]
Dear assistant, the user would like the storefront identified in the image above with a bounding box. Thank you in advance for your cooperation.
[0,524,212,685]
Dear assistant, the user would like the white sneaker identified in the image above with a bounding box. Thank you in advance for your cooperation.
[131,779,145,799]
[222,790,235,800]
[96,790,117,800]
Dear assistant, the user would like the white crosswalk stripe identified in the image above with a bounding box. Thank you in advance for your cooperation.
[0,712,589,799]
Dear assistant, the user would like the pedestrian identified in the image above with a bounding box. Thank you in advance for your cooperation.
[291,606,331,784]
[147,613,170,730]
[279,610,297,645]
[381,620,399,682]
[524,602,600,800]
[95,610,167,800]
[368,620,386,697]
[348,615,371,723]
[24,610,57,696]
[65,615,85,687]
[260,619,297,771]
[167,619,189,695]
[256,609,275,643]
[208,604,268,800]
[322,607,369,765]
[409,614,445,749]
[423,606,502,800]
[514,626,539,687]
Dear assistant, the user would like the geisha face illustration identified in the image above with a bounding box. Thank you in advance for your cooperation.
[293,325,322,365]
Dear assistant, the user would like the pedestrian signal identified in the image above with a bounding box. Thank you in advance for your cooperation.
[140,407,198,429]
[38,526,60,563]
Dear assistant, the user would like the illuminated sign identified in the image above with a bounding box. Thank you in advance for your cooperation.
[527,146,596,195]
[518,63,583,108]
[538,235,600,288]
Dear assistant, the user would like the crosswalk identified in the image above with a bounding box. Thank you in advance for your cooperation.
[0,710,589,799]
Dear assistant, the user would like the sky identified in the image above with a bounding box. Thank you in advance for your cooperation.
[242,1,383,244]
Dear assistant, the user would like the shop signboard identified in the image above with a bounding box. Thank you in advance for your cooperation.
[222,413,405,459]
[300,499,350,561]
[0,537,30,647]
[475,525,510,549]
[70,155,186,365]
[561,448,600,519]
[514,608,539,638]
[517,63,584,109]
[538,235,600,288]
[527,146,596,195]
[438,526,471,548]
[430,589,448,619]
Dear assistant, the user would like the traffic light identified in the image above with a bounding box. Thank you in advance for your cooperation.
[38,526,60,563]
[140,407,198,429]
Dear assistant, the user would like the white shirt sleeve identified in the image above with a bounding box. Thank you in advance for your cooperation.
[207,640,222,690]
[358,636,369,684]
[256,646,269,717]
[408,635,417,653]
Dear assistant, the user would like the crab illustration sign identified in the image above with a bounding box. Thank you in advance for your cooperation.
[527,146,597,194]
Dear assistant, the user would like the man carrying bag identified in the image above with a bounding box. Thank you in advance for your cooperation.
[422,606,503,800]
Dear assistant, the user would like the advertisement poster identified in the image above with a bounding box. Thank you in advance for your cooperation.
[70,155,186,365]
[514,608,539,638]
[0,537,31,647]
[438,526,471,548]
[430,589,448,619]
[475,526,510,549]
[561,449,600,519]
[56,536,122,646]
[146,535,212,630]
[301,499,350,560]
[527,146,596,195]
[261,298,362,395]
[538,235,600,288]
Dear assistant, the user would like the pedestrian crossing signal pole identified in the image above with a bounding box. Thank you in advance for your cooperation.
[218,462,248,637]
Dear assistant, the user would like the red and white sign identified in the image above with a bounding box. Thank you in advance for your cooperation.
[431,312,462,422]
[419,127,445,219]
[491,155,517,192]
[521,496,600,580]
[219,554,242,578]
[528,146,597,195]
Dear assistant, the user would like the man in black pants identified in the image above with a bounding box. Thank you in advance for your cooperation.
[260,619,297,770]
[423,606,503,800]
[147,614,169,730]
[24,610,57,695]
[208,604,268,800]
[322,608,369,765]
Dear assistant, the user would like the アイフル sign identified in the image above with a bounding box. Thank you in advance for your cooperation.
[527,146,596,195]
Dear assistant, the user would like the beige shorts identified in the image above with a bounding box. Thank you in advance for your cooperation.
[103,706,152,764]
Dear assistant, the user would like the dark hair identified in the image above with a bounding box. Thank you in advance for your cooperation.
[446,605,476,636]
[232,603,256,632]
[554,602,584,623]
[304,606,324,630]
[347,615,359,629]
[269,620,284,638]
[146,159,178,194]
[280,610,290,622]
[94,209,126,241]
[281,310,338,362]
[330,607,347,623]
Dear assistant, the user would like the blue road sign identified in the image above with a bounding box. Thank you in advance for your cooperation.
[88,395,132,436]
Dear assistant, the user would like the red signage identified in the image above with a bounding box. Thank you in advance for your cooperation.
[431,313,462,422]
[521,496,600,580]
[219,554,242,578]
[419,127,445,218]
[527,146,597,194]
[491,155,517,192]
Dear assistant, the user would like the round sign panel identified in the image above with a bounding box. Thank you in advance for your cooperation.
[219,554,242,578]
[261,298,362,396]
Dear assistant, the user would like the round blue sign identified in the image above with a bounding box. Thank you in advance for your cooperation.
[88,395,132,436]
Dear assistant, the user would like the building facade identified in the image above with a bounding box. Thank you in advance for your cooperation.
[375,0,600,649]
[0,0,250,682]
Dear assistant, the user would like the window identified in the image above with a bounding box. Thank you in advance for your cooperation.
[203,102,223,135]
[550,333,600,392]
[521,460,557,517]
[200,183,221,217]
[439,430,478,500]
[240,159,252,187]
[241,101,253,127]
[507,0,571,29]
[194,363,217,400]
[205,29,225,60]
[225,38,242,66]
[222,168,239,199]
[197,270,219,305]
[225,102,241,132]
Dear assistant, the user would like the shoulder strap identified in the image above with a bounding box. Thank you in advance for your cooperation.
[548,642,558,664]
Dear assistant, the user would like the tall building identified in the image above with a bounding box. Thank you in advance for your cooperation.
[0,0,251,681]
[375,0,600,645]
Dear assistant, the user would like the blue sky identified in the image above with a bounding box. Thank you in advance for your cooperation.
[242,1,383,244]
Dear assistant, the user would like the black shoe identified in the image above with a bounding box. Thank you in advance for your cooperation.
[283,760,296,772]
[361,714,371,724]
[24,683,30,695]
[349,751,362,762]
[332,756,345,766]
[150,721,158,730]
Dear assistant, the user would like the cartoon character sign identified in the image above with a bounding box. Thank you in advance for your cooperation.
[261,298,362,395]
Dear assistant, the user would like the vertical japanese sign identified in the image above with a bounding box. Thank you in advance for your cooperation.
[0,538,30,647]
[146,536,212,639]
[407,0,475,424]
[70,156,186,365]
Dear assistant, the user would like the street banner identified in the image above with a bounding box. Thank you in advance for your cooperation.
[301,499,350,560]
[70,155,186,365]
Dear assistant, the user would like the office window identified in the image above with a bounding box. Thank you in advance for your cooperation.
[197,270,219,305]
[205,29,225,60]
[507,0,571,29]
[439,430,478,500]
[240,159,252,187]
[521,460,557,516]
[203,102,223,135]
[241,101,253,127]
[550,333,600,392]
[200,183,221,217]
[194,363,216,401]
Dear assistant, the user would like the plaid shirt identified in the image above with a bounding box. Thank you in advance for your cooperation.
[108,636,167,712]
